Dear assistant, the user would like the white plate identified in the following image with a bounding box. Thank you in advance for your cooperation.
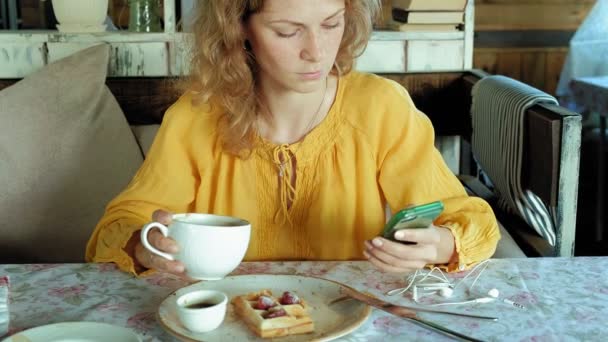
[1,322,142,342]
[157,275,372,342]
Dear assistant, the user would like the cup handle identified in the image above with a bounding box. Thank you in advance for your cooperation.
[140,222,175,261]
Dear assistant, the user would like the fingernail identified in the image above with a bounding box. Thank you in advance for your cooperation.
[175,264,185,273]
[372,238,383,247]
[363,251,370,259]
[395,231,405,239]
[168,245,178,253]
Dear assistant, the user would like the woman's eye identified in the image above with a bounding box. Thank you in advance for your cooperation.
[277,31,298,38]
[323,21,342,29]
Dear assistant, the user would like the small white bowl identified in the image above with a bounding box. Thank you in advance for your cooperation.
[175,290,228,333]
[52,0,108,27]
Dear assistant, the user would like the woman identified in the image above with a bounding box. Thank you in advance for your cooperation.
[86,0,500,276]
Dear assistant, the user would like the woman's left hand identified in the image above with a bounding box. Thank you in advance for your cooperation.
[364,224,456,274]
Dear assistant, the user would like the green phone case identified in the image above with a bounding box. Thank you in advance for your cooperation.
[382,201,444,240]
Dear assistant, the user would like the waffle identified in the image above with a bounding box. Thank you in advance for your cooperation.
[231,289,314,338]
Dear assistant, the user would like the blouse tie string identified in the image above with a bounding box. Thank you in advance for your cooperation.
[272,144,297,225]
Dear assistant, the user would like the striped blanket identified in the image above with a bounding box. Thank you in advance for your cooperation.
[471,76,558,246]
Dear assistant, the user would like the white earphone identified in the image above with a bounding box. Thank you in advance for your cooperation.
[430,288,500,306]
[438,287,454,298]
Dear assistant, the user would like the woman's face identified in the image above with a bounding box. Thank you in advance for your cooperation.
[244,0,346,94]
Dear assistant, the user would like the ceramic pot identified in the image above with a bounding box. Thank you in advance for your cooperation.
[51,0,108,32]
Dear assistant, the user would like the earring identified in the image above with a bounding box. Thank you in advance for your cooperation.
[243,40,252,51]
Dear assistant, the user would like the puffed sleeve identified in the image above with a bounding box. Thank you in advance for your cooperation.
[85,95,201,275]
[376,80,500,271]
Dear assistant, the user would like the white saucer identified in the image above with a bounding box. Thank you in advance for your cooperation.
[1,321,141,342]
[56,24,107,33]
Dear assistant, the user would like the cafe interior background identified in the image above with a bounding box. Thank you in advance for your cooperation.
[0,0,607,259]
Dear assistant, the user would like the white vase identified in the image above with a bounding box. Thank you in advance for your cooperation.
[52,0,109,33]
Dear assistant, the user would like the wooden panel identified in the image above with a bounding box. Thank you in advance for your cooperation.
[476,0,596,31]
[545,50,568,95]
[105,78,178,124]
[381,72,471,137]
[407,40,464,71]
[0,43,46,78]
[497,52,523,80]
[474,47,569,95]
[474,51,498,74]
[525,106,562,206]
[522,51,547,91]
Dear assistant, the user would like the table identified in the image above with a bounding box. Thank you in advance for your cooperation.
[2,258,608,341]
[571,76,608,243]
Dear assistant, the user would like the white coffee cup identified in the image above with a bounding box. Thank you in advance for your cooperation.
[176,290,228,333]
[141,213,251,280]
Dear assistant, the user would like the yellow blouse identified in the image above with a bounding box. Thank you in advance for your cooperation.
[85,71,500,275]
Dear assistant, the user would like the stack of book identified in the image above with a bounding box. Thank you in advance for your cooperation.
[389,0,467,32]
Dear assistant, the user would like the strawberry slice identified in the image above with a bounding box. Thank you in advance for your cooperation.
[280,291,300,305]
[254,295,276,310]
[263,307,287,319]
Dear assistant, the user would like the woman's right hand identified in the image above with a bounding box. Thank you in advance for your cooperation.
[134,209,187,276]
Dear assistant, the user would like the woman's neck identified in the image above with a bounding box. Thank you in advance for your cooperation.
[257,75,337,145]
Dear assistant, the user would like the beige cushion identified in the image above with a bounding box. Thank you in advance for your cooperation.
[0,45,143,263]
[492,222,527,258]
[131,124,160,157]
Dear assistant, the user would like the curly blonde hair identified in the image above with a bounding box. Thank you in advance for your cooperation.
[184,0,381,156]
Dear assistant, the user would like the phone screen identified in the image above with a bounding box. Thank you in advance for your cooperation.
[382,201,444,241]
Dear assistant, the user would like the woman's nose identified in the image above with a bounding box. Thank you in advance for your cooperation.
[301,31,323,62]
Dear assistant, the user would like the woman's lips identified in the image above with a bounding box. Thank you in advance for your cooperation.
[299,71,322,80]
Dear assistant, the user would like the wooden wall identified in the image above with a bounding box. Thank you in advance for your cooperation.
[475,0,595,31]
[474,0,595,95]
[474,47,568,95]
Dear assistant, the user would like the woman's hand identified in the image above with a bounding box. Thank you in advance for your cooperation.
[364,224,456,274]
[129,210,187,276]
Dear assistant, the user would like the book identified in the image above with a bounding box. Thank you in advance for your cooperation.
[392,8,464,24]
[387,21,462,32]
[392,0,467,11]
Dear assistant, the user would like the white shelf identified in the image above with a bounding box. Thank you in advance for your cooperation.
[0,31,186,43]
[0,1,474,77]
[0,29,464,43]
[371,30,465,41]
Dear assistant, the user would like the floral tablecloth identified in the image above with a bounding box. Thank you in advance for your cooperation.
[1,258,607,341]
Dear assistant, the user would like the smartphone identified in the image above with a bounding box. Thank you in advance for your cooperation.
[382,201,444,241]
